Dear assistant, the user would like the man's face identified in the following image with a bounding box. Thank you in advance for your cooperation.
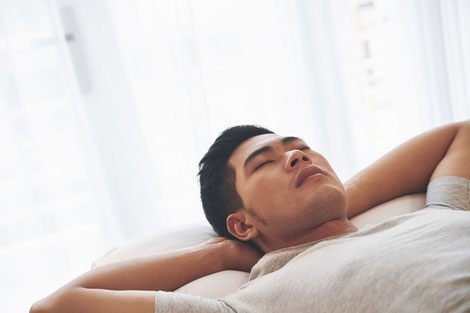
[228,133,346,244]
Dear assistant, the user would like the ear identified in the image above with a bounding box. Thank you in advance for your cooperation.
[226,211,259,241]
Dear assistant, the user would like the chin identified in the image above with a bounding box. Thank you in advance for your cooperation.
[303,184,346,224]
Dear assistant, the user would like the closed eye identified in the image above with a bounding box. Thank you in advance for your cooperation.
[252,147,310,172]
[253,160,274,172]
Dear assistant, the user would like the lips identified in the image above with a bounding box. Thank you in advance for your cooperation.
[296,165,325,187]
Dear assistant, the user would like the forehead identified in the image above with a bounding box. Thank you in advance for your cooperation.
[228,133,283,168]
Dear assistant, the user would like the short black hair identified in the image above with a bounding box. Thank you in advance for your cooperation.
[198,125,274,239]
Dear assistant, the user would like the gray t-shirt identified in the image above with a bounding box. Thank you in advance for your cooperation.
[155,176,470,313]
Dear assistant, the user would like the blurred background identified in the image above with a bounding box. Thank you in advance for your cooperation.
[0,0,469,312]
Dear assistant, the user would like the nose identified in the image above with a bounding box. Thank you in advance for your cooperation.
[285,150,312,171]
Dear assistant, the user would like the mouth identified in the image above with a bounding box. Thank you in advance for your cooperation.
[296,165,325,188]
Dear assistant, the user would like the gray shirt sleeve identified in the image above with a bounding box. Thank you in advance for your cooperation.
[425,176,470,211]
[155,291,236,313]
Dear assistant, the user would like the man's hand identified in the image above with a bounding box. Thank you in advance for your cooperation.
[197,237,262,273]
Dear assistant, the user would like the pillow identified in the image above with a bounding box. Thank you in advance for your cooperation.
[92,193,426,298]
[91,222,217,268]
[349,192,425,227]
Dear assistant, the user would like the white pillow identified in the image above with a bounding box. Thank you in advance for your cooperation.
[91,222,218,268]
[176,270,250,298]
[349,193,425,227]
[92,193,426,298]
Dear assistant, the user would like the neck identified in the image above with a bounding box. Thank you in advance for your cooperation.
[260,217,358,253]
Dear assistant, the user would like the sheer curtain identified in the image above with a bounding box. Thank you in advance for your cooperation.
[0,0,127,312]
[1,0,469,312]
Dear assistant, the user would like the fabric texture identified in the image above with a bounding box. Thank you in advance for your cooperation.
[155,176,470,313]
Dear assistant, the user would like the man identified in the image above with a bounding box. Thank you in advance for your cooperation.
[31,121,470,313]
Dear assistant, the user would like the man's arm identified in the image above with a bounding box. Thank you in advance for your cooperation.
[345,120,470,218]
[30,237,261,313]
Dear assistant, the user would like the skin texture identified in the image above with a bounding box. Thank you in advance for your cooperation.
[226,134,358,253]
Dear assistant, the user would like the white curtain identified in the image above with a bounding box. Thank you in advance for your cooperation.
[1,0,469,312]
[0,0,124,312]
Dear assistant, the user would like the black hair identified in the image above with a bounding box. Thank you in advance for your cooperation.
[198,125,274,239]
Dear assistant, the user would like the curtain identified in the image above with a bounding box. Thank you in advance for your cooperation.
[1,0,469,312]
[0,0,123,312]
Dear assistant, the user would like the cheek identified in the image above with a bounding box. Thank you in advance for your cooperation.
[243,170,286,208]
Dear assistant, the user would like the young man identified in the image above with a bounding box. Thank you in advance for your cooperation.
[31,121,470,313]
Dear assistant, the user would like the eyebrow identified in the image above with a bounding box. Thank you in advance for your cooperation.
[282,136,303,144]
[243,136,304,168]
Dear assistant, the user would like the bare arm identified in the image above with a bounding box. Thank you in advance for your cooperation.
[345,120,470,218]
[30,238,261,313]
